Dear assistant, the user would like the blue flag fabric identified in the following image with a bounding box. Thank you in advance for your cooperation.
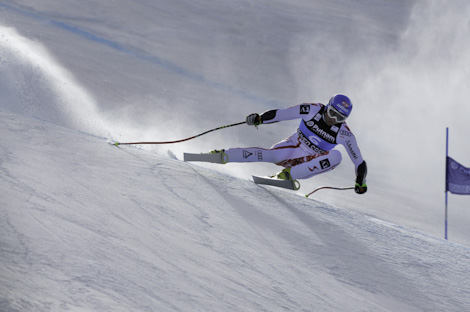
[446,157,470,195]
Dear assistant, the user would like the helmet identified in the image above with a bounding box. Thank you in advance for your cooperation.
[328,94,353,116]
[326,94,353,122]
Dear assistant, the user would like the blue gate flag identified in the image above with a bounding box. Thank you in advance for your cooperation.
[446,157,470,195]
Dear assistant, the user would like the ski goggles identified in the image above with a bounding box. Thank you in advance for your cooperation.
[326,105,348,123]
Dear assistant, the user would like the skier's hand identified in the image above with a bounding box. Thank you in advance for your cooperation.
[355,161,367,194]
[355,182,367,194]
[246,113,262,126]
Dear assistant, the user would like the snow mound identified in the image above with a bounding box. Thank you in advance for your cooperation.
[1,110,469,311]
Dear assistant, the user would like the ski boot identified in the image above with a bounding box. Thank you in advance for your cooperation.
[209,149,229,164]
[271,168,300,190]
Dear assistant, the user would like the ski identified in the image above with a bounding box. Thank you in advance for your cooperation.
[252,175,300,190]
[184,152,228,164]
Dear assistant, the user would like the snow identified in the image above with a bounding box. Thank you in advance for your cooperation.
[1,0,470,311]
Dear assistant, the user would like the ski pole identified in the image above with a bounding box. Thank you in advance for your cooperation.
[305,186,354,198]
[113,121,246,146]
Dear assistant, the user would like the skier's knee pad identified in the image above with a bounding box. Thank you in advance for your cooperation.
[290,150,342,179]
[313,150,342,173]
[328,150,342,167]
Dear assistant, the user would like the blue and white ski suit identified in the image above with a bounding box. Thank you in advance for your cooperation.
[224,103,366,181]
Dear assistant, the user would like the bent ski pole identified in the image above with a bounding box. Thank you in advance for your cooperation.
[114,121,246,146]
[305,186,354,198]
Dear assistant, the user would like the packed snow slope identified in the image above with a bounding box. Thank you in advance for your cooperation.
[1,109,470,311]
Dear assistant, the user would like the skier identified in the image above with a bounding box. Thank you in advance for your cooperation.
[190,94,367,194]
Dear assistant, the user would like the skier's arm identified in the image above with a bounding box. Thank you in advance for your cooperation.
[337,125,367,194]
[338,131,364,166]
[246,104,320,126]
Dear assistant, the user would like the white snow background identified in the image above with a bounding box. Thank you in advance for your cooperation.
[1,0,470,311]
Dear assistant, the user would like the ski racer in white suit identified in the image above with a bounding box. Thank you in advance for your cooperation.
[217,94,367,194]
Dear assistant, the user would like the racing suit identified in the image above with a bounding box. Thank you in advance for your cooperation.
[224,103,367,183]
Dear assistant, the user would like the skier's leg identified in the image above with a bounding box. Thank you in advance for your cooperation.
[224,134,307,164]
[289,150,342,180]
[224,146,302,163]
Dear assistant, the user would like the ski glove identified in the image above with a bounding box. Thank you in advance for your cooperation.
[355,161,368,194]
[355,182,367,194]
[246,113,262,126]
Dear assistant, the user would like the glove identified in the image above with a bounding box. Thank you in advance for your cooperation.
[355,182,367,194]
[246,113,262,126]
[355,161,367,194]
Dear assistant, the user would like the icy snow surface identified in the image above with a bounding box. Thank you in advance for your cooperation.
[1,0,470,311]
